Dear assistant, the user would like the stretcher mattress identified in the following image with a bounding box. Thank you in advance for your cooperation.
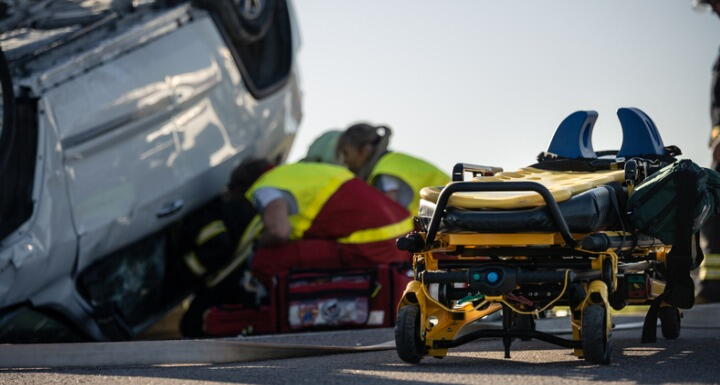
[420,167,625,210]
[442,186,619,233]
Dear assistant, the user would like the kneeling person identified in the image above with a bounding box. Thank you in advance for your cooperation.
[244,160,413,285]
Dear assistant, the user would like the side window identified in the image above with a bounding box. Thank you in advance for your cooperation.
[200,0,293,99]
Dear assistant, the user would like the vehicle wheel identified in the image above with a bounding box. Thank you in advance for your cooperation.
[235,0,276,42]
[659,306,681,340]
[395,305,425,364]
[581,304,611,365]
[197,0,276,45]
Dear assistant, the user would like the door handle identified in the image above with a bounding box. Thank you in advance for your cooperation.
[156,199,184,218]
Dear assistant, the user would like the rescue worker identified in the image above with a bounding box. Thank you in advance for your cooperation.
[177,160,267,283]
[244,159,413,285]
[180,157,413,336]
[178,159,274,337]
[302,129,342,164]
[336,123,450,215]
[700,0,720,303]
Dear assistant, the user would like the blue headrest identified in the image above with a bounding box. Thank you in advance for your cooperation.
[547,110,598,159]
[616,107,666,158]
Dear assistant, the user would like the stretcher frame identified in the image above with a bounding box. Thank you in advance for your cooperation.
[394,164,677,365]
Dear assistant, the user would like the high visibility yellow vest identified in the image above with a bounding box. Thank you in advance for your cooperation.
[246,163,354,240]
[369,152,450,215]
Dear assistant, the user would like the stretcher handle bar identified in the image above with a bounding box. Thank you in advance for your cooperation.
[425,181,577,248]
[452,163,504,181]
[421,270,468,283]
[438,259,592,269]
[421,270,577,284]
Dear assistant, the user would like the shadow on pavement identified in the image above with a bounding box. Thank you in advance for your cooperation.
[2,332,717,385]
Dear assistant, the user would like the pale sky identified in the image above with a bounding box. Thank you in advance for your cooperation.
[287,0,720,173]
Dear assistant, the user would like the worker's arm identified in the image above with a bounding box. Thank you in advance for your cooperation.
[259,198,291,245]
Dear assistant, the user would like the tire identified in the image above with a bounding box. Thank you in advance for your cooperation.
[395,305,425,364]
[659,306,681,340]
[581,304,611,365]
[235,0,276,41]
[197,0,276,45]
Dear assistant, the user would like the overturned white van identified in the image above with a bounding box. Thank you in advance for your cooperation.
[0,0,302,341]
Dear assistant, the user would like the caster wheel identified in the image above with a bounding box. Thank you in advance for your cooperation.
[395,305,425,363]
[581,304,611,365]
[659,306,681,340]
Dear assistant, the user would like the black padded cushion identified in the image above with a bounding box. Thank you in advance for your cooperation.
[443,186,619,233]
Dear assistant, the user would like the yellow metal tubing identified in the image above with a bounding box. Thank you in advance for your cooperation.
[397,280,502,358]
[572,280,612,358]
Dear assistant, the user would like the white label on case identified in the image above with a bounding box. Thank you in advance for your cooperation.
[367,310,385,325]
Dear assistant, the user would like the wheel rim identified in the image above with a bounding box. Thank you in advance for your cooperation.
[238,0,266,20]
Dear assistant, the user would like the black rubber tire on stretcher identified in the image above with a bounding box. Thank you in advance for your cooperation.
[395,305,425,363]
[659,306,681,340]
[581,304,612,365]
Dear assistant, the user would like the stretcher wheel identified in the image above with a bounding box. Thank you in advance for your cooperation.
[395,305,425,363]
[659,306,681,340]
[581,304,611,365]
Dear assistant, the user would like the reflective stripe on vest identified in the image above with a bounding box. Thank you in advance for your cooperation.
[183,251,206,276]
[369,152,450,215]
[195,220,227,246]
[701,253,720,281]
[337,217,414,244]
[205,215,264,288]
[246,163,355,240]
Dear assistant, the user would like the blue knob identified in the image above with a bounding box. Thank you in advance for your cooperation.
[487,272,499,283]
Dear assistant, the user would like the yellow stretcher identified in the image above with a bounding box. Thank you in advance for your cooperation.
[394,162,678,366]
[393,108,695,366]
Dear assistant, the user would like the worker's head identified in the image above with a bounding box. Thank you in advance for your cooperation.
[696,0,720,16]
[337,123,392,173]
[303,130,343,164]
[226,158,275,201]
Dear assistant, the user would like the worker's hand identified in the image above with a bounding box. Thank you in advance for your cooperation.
[259,198,291,246]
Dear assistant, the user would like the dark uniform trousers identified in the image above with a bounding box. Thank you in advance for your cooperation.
[700,48,720,302]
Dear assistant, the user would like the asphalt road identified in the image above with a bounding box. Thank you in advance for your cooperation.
[2,307,719,385]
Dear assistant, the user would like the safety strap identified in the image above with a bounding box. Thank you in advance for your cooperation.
[663,169,699,309]
[641,295,664,343]
[601,184,634,249]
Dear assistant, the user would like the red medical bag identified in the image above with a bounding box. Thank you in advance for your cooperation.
[203,263,413,336]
